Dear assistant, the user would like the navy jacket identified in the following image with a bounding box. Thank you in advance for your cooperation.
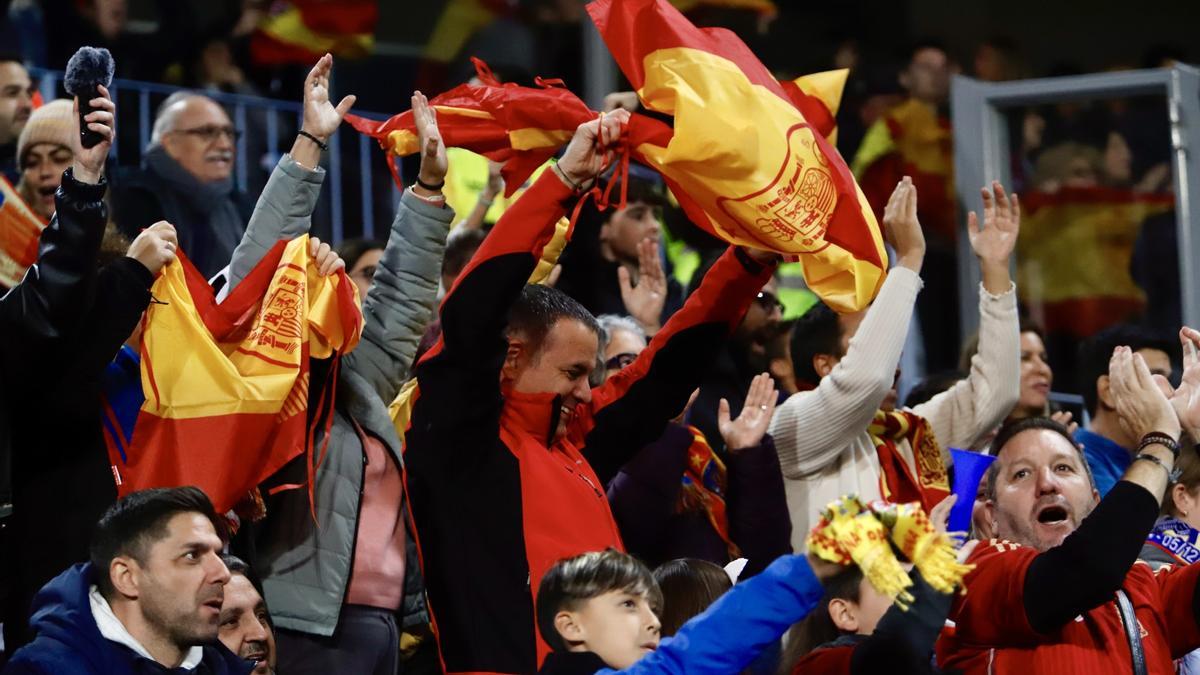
[3,564,251,675]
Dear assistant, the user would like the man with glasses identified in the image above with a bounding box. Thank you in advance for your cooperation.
[114,91,252,278]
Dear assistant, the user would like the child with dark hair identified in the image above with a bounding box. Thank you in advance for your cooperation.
[536,549,836,674]
[652,559,731,637]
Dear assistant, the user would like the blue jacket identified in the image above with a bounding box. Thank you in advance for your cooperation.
[3,564,251,675]
[603,553,824,674]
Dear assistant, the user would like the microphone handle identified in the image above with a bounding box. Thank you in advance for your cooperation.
[77,83,104,149]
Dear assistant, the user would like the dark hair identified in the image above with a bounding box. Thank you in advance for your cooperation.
[1077,324,1175,416]
[778,566,864,673]
[507,284,601,354]
[443,228,486,282]
[334,238,385,272]
[906,38,949,65]
[984,417,1094,501]
[536,549,662,652]
[653,559,731,637]
[220,554,273,628]
[0,52,23,67]
[790,302,842,388]
[903,370,966,408]
[90,487,226,599]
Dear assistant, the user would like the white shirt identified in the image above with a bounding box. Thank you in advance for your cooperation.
[88,585,204,670]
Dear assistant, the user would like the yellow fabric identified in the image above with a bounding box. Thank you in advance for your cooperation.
[259,7,373,59]
[872,501,973,595]
[669,0,777,15]
[850,118,897,179]
[141,236,361,421]
[632,46,886,312]
[808,496,915,609]
[1017,197,1172,305]
[790,69,848,118]
[443,148,551,226]
[423,0,498,63]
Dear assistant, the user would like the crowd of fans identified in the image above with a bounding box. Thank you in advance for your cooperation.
[0,3,1198,675]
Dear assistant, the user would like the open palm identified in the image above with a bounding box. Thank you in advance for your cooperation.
[302,53,356,140]
[1159,327,1200,439]
[967,181,1020,264]
[719,373,778,452]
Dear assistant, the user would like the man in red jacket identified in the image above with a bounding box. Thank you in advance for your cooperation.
[938,335,1200,674]
[403,107,778,674]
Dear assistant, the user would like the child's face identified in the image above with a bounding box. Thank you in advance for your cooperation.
[568,589,661,669]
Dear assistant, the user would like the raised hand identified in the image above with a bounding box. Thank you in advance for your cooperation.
[882,177,924,272]
[1050,410,1080,436]
[302,53,356,142]
[556,108,630,189]
[1155,326,1200,441]
[929,494,957,535]
[618,238,667,334]
[719,372,778,452]
[1110,346,1181,441]
[73,84,114,184]
[126,221,178,274]
[412,91,447,187]
[967,181,1020,265]
[309,236,345,277]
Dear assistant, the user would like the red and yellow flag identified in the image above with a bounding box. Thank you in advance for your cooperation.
[1017,187,1173,338]
[251,0,378,67]
[589,0,885,312]
[119,236,362,514]
[0,176,46,288]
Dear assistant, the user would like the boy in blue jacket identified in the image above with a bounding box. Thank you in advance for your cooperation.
[536,549,835,674]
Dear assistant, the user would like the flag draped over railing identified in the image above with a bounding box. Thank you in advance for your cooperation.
[116,236,362,514]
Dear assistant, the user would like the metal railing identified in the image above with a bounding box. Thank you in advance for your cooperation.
[29,67,399,244]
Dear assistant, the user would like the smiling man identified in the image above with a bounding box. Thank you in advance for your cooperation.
[939,333,1200,674]
[114,91,252,278]
[0,55,34,182]
[404,108,778,674]
[5,487,251,674]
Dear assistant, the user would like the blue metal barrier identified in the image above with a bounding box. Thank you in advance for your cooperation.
[28,67,395,245]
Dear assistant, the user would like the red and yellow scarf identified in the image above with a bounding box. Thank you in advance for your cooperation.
[868,410,950,513]
[677,426,740,558]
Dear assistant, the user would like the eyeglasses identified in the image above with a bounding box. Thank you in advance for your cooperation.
[174,125,242,143]
[604,352,638,372]
[754,290,785,313]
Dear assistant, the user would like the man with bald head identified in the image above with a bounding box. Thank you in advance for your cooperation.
[939,328,1200,673]
[114,91,251,277]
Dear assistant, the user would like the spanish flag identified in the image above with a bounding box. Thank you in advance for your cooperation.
[347,58,592,199]
[0,176,45,288]
[588,0,886,312]
[117,236,362,514]
[1017,187,1173,338]
[251,0,378,67]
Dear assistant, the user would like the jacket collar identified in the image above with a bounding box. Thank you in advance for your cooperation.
[89,585,204,669]
[501,383,564,447]
[538,650,610,675]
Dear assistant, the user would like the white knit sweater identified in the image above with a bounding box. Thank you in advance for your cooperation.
[768,266,1021,549]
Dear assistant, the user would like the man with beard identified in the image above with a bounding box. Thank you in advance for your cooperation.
[768,178,1020,542]
[4,487,250,674]
[937,331,1200,674]
[113,91,251,279]
[0,55,33,183]
[687,265,785,454]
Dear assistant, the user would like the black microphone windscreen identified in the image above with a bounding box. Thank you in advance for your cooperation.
[64,47,115,96]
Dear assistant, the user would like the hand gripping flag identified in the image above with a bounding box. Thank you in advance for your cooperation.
[0,176,47,288]
[588,0,887,312]
[119,236,362,515]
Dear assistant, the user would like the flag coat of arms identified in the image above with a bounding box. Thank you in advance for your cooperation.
[118,236,362,514]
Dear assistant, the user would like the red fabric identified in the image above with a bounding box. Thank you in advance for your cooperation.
[792,644,854,674]
[937,538,1200,674]
[869,410,951,513]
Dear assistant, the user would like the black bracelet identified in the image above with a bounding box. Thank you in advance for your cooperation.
[298,130,328,151]
[1138,431,1180,459]
[415,175,445,191]
[1133,452,1182,482]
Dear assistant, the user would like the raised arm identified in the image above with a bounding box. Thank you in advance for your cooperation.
[0,86,113,346]
[913,182,1020,447]
[416,110,629,410]
[223,55,351,294]
[768,178,925,478]
[581,244,777,485]
[1021,346,1182,632]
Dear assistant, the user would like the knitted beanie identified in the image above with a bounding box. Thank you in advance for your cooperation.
[16,99,75,166]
